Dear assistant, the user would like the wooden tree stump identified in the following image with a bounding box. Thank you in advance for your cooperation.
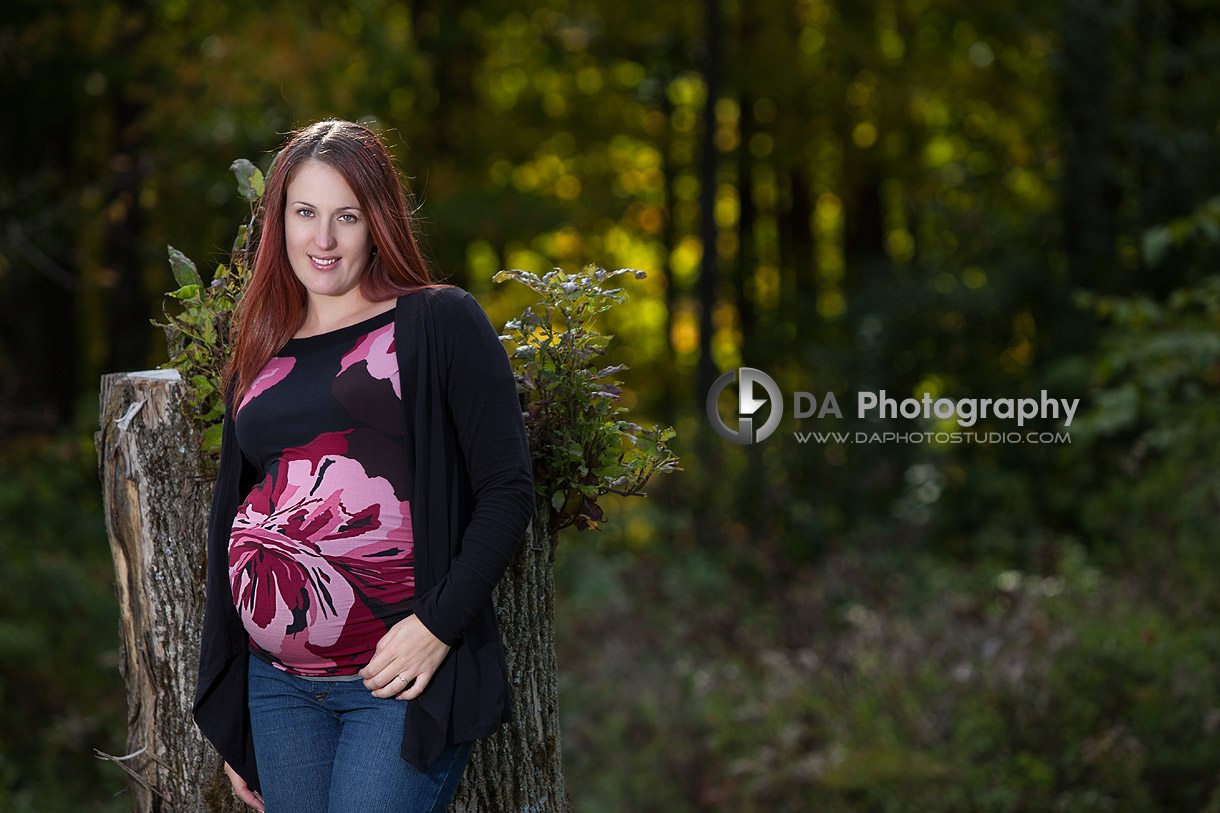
[98,371,568,811]
[96,370,243,811]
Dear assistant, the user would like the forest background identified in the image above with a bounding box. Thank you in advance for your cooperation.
[3,0,1220,810]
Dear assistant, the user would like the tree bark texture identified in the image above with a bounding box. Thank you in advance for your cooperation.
[452,506,568,812]
[99,371,567,811]
[96,370,245,812]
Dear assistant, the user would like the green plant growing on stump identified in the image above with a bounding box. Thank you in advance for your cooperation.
[494,265,680,531]
[154,159,264,455]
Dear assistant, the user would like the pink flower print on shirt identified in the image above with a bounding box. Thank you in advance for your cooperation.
[237,357,295,415]
[228,430,414,673]
[339,323,399,398]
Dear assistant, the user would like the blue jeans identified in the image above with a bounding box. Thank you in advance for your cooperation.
[246,655,473,812]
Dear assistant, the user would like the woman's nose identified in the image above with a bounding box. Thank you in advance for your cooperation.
[313,221,337,249]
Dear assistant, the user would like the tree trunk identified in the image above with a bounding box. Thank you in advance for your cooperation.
[98,371,567,811]
[452,506,568,812]
[95,370,243,811]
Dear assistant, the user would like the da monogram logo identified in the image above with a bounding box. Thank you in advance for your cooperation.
[706,367,783,445]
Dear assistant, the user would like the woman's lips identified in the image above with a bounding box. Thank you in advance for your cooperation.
[310,255,339,269]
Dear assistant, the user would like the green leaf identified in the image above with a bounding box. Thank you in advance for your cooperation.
[230,159,265,202]
[201,422,224,454]
[232,223,250,255]
[168,285,202,300]
[167,245,203,288]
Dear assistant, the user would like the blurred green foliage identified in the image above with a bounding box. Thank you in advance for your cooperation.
[3,0,1220,808]
[557,539,1220,812]
[0,436,127,811]
[1070,205,1220,617]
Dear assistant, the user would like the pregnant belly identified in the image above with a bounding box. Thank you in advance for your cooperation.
[228,524,414,676]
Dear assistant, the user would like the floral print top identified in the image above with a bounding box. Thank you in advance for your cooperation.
[229,308,413,677]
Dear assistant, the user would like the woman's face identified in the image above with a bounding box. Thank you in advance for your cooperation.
[283,160,374,308]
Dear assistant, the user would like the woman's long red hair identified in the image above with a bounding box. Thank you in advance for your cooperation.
[226,120,440,408]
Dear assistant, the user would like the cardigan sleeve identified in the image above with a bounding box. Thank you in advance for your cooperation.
[193,391,261,792]
[410,290,536,646]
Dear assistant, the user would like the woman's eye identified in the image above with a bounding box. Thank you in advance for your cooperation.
[338,213,357,223]
[297,208,314,218]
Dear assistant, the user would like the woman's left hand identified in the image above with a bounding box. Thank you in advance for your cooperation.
[360,614,451,701]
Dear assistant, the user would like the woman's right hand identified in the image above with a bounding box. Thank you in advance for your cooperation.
[224,761,266,811]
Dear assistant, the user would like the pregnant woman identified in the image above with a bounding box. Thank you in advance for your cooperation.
[191,119,535,812]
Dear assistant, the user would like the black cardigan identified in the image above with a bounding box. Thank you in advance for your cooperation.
[192,286,536,792]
